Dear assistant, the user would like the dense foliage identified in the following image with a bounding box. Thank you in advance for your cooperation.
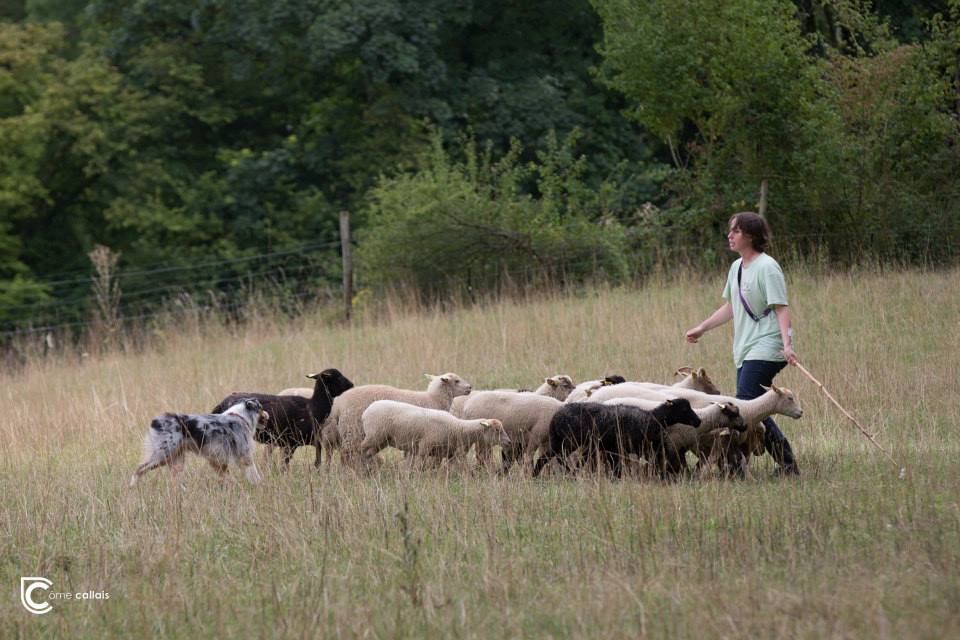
[1,0,958,336]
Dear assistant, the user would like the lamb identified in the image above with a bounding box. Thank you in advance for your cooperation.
[532,399,702,479]
[603,397,745,474]
[459,390,565,472]
[564,375,627,403]
[322,372,473,465]
[360,400,510,467]
[211,368,354,468]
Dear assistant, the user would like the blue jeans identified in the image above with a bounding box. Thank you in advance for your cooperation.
[736,360,798,469]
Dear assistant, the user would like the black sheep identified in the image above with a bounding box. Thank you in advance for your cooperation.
[212,368,354,467]
[532,399,701,478]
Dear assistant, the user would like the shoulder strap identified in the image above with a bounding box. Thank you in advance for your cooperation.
[737,264,773,322]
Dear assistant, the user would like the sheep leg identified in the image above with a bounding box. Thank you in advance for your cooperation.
[260,444,275,469]
[532,449,556,477]
[606,451,623,478]
[500,444,521,475]
[475,439,492,467]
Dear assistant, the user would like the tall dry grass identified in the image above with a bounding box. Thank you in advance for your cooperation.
[2,266,959,638]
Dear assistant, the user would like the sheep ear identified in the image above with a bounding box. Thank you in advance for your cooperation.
[306,372,320,379]
[424,373,436,381]
[666,399,674,406]
[675,366,693,376]
[440,374,453,383]
[546,377,558,387]
[771,383,782,394]
[697,367,707,377]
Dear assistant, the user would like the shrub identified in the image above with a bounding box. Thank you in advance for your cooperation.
[358,131,630,297]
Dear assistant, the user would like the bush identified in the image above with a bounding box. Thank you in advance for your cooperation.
[358,131,630,298]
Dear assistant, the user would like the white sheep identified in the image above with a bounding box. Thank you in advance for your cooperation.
[583,382,678,405]
[449,374,574,418]
[564,375,627,403]
[321,372,472,465]
[360,400,510,467]
[459,390,564,472]
[571,367,722,404]
[532,375,576,401]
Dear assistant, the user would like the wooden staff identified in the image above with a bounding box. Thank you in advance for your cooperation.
[792,361,906,478]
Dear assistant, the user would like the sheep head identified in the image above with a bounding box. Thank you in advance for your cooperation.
[426,372,473,397]
[760,385,803,419]
[545,374,575,389]
[676,366,721,394]
[713,401,747,432]
[480,418,511,446]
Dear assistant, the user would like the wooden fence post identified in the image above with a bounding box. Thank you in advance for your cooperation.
[758,179,768,217]
[339,210,353,321]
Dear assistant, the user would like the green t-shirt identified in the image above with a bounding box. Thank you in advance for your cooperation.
[722,253,789,368]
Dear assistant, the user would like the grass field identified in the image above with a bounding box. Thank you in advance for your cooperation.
[3,266,959,638]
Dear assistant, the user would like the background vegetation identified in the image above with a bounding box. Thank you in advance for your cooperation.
[2,0,960,339]
[2,267,958,638]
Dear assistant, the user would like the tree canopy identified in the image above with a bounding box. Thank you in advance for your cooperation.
[2,0,958,336]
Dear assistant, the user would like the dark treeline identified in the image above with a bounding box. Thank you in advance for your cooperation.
[2,0,959,335]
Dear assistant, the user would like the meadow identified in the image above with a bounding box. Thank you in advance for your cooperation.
[2,266,959,639]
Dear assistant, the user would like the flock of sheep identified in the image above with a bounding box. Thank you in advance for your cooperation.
[179,365,803,482]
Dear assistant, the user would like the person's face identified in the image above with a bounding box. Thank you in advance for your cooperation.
[727,224,752,253]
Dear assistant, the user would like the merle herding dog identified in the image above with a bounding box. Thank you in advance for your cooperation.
[130,398,268,486]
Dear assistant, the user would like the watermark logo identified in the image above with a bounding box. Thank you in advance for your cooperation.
[19,576,110,614]
[20,577,53,615]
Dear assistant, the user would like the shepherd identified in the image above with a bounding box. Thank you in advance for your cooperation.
[684,211,801,477]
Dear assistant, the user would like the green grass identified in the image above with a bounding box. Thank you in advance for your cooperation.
[3,266,959,638]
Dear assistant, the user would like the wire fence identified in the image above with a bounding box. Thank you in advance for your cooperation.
[2,221,958,352]
[1,240,344,340]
